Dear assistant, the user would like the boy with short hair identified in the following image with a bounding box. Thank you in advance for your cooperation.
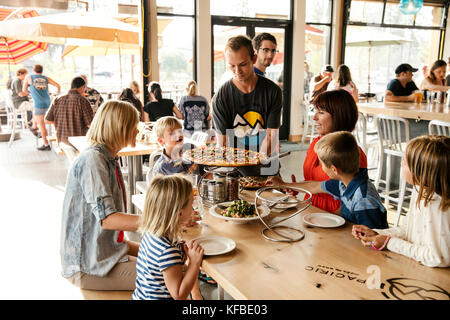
[152,116,198,176]
[267,131,388,229]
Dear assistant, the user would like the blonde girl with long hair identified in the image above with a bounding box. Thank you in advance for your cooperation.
[61,100,141,290]
[352,135,450,267]
[132,175,204,300]
[177,80,212,137]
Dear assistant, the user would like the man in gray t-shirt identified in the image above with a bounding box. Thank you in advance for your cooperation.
[11,68,30,109]
[212,35,282,176]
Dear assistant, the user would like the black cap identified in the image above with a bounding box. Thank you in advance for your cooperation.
[321,64,334,73]
[395,63,418,75]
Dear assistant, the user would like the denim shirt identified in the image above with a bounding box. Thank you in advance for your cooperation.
[60,144,128,278]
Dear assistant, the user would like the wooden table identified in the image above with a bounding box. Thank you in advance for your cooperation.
[132,190,450,300]
[69,136,160,213]
[357,101,450,123]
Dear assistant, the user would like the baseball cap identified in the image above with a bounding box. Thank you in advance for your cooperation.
[321,64,334,73]
[395,63,418,75]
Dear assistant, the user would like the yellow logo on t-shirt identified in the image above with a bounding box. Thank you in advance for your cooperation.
[232,111,264,138]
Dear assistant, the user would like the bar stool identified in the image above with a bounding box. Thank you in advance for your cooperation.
[428,120,450,136]
[375,114,412,227]
[354,112,379,175]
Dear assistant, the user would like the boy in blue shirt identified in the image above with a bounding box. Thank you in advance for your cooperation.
[152,116,199,176]
[267,131,388,229]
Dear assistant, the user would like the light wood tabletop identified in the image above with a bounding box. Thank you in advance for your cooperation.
[132,190,450,300]
[357,101,450,122]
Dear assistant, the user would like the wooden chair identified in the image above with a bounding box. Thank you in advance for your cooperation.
[59,142,80,165]
[375,114,412,227]
[3,89,27,147]
[428,119,450,136]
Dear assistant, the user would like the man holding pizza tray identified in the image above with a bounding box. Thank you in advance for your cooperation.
[211,35,282,176]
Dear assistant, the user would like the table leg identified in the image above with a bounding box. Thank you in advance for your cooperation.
[217,284,224,300]
[127,155,135,214]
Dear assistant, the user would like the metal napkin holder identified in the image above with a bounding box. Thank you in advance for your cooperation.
[254,186,312,242]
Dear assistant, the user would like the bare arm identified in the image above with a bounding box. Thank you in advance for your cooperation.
[47,77,61,94]
[216,134,226,147]
[260,128,279,157]
[163,241,203,300]
[22,75,30,94]
[384,90,415,102]
[173,105,184,120]
[266,176,324,194]
[312,75,331,92]
[101,212,140,231]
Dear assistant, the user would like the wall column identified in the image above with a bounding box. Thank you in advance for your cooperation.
[288,0,306,142]
[196,0,212,102]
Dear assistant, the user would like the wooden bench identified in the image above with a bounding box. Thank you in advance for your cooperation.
[80,289,133,300]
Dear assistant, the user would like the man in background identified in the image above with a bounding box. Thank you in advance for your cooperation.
[23,64,60,151]
[45,76,93,147]
[384,63,418,102]
[252,32,278,77]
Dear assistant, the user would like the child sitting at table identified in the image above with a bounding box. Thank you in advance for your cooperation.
[267,131,389,229]
[352,135,450,267]
[132,175,204,300]
[152,116,198,176]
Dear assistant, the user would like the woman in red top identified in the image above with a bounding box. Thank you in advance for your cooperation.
[303,90,367,213]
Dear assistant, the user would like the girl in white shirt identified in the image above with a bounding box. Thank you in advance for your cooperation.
[352,135,450,267]
[327,64,359,103]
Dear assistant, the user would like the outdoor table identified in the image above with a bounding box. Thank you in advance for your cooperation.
[132,189,450,300]
[68,135,159,213]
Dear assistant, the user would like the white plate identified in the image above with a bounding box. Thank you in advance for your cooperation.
[260,190,298,210]
[209,201,270,224]
[193,236,236,256]
[303,212,346,228]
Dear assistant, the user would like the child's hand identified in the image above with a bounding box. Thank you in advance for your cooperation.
[184,240,204,267]
[360,234,389,250]
[352,225,378,240]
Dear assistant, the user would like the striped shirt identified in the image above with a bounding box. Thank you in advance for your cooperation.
[132,234,185,300]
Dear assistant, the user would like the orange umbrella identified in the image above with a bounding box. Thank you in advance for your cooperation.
[0,9,48,68]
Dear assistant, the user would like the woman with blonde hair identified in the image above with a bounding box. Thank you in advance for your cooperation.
[327,64,359,102]
[177,80,212,137]
[60,100,141,290]
[132,175,204,300]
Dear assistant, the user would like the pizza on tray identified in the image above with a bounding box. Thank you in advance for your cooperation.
[183,146,264,167]
[239,176,267,189]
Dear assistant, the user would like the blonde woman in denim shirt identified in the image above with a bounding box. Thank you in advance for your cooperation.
[61,100,141,290]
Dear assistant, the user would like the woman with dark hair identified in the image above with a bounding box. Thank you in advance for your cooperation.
[143,82,183,122]
[119,87,144,121]
[302,90,367,214]
[419,59,449,92]
[327,64,359,102]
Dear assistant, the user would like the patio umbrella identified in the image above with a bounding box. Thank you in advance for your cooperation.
[346,30,411,95]
[0,11,139,47]
[0,8,48,74]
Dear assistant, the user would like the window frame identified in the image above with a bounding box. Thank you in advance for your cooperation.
[341,0,449,63]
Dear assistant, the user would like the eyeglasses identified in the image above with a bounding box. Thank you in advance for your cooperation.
[259,48,279,54]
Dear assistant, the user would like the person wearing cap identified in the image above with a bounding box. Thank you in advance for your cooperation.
[419,59,450,92]
[385,63,419,102]
[310,64,334,102]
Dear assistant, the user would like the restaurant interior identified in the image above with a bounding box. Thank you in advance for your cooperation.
[0,0,449,302]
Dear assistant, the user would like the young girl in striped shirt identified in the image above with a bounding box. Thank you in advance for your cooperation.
[132,175,204,300]
[352,135,450,267]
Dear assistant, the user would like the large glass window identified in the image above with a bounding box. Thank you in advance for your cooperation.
[305,0,332,76]
[157,0,195,104]
[0,0,141,98]
[343,0,447,97]
[210,0,291,19]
